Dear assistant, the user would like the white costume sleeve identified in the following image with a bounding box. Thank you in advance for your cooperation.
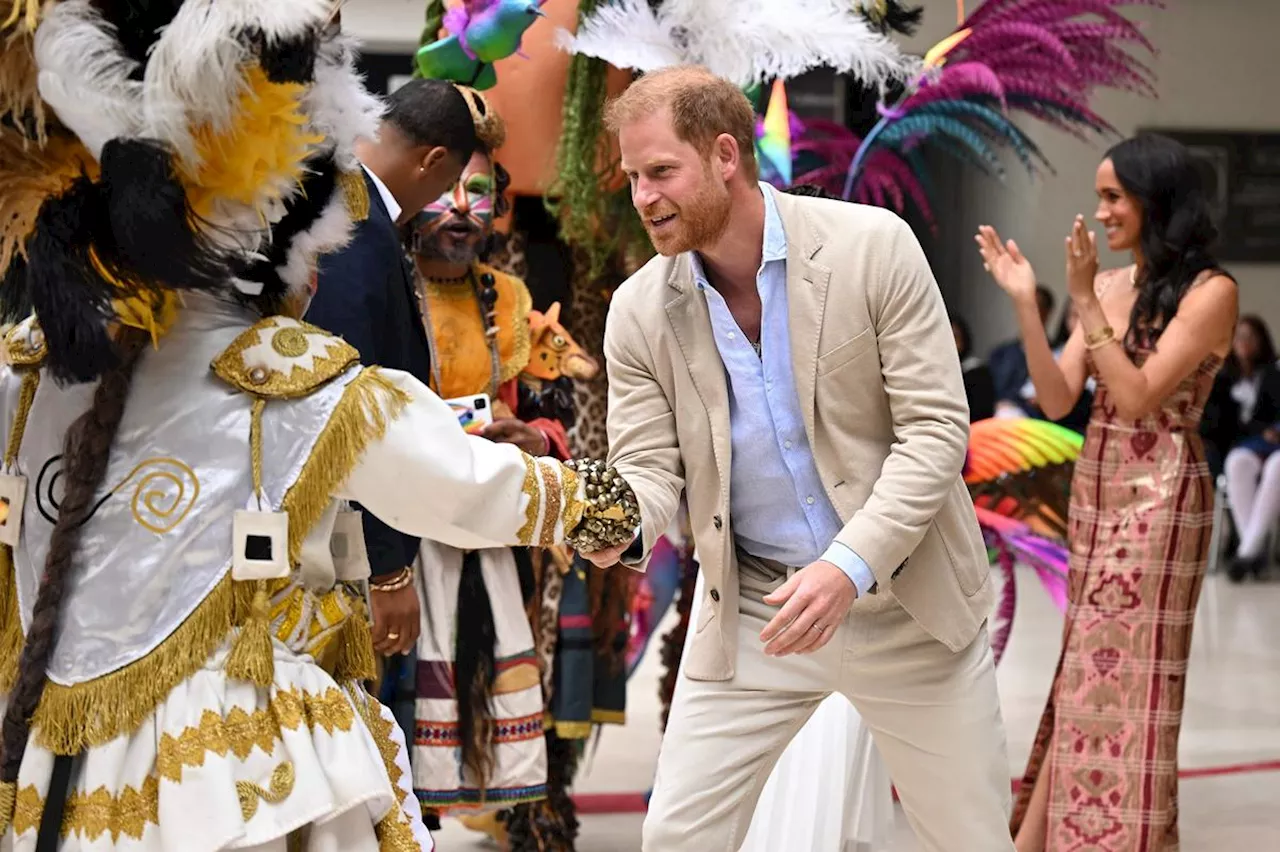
[337,369,585,551]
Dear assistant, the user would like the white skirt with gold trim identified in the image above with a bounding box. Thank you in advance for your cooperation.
[0,642,432,852]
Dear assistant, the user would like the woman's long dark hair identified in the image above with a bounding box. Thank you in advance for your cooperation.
[0,328,148,784]
[1108,133,1227,352]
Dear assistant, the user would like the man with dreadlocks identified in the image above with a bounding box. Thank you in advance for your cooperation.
[396,91,595,850]
[0,2,639,851]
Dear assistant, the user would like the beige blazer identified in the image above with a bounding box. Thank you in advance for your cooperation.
[604,189,994,681]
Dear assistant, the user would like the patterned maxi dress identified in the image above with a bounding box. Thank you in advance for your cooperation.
[1010,349,1222,852]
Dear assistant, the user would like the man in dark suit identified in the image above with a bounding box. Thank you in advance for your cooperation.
[306,78,479,656]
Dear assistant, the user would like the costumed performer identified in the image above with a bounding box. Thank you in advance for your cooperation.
[403,93,564,815]
[0,2,639,851]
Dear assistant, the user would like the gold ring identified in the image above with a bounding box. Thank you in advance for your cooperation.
[387,632,401,641]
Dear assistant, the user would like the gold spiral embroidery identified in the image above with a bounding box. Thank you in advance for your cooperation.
[236,761,296,822]
[110,457,200,534]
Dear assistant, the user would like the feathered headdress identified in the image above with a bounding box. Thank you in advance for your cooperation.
[773,0,1162,228]
[0,0,383,381]
[556,0,919,90]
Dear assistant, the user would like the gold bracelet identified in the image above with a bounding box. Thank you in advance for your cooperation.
[370,568,413,593]
[1084,325,1115,351]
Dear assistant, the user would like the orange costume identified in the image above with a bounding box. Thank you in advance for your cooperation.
[420,262,571,459]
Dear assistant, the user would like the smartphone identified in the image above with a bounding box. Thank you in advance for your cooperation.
[445,393,494,435]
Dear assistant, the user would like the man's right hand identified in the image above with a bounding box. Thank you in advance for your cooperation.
[580,539,633,569]
[370,582,420,656]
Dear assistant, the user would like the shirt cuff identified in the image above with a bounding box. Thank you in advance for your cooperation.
[821,541,875,597]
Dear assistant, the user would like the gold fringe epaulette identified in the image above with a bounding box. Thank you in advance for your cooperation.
[2,315,45,368]
[30,367,411,753]
[211,315,360,400]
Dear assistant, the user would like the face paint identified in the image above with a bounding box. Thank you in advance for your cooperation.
[412,151,497,264]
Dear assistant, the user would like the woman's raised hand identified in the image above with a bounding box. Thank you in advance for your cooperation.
[975,225,1038,306]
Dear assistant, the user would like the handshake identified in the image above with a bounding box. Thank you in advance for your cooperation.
[563,458,641,561]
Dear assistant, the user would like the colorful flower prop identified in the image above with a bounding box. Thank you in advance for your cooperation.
[415,0,548,89]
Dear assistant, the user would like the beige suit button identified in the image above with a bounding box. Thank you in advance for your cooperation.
[710,588,720,602]
[713,514,723,530]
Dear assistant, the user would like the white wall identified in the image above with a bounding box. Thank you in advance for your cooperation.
[342,0,428,52]
[901,0,1280,353]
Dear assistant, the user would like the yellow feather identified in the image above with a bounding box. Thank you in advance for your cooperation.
[182,66,324,222]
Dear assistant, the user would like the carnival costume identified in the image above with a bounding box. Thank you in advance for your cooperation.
[0,2,638,851]
[405,105,562,814]
[404,101,609,834]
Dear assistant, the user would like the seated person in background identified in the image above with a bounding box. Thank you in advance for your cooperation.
[1220,315,1280,580]
[952,315,995,421]
[990,283,1055,417]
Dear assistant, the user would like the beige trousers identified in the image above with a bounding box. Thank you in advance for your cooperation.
[643,553,1014,852]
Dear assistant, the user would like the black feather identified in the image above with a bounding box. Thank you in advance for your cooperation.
[240,154,339,309]
[252,30,320,84]
[24,177,120,383]
[97,138,233,294]
[0,253,31,325]
[90,1,187,78]
[866,1,924,36]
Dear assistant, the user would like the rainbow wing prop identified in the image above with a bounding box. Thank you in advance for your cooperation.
[978,505,1070,665]
[966,418,1082,661]
[777,0,1161,222]
[966,417,1083,538]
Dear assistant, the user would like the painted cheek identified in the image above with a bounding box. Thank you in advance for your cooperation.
[471,193,493,226]
[418,206,448,234]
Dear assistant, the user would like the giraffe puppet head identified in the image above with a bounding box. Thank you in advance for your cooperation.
[523,303,599,382]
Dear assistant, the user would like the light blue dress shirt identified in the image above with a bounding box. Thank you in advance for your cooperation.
[689,185,874,595]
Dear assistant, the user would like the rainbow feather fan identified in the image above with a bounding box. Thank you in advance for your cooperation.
[777,0,1163,224]
[966,418,1083,661]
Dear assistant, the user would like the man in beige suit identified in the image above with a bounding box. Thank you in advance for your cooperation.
[584,66,1015,851]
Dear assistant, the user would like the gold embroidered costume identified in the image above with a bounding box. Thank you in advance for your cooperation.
[0,2,638,850]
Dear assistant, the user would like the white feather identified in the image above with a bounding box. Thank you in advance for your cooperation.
[667,0,916,88]
[34,0,144,159]
[211,0,335,40]
[276,189,354,295]
[554,0,682,73]
[143,0,333,164]
[304,33,384,173]
[562,0,916,89]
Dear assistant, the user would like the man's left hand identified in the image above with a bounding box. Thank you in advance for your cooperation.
[760,560,857,657]
[481,418,549,455]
